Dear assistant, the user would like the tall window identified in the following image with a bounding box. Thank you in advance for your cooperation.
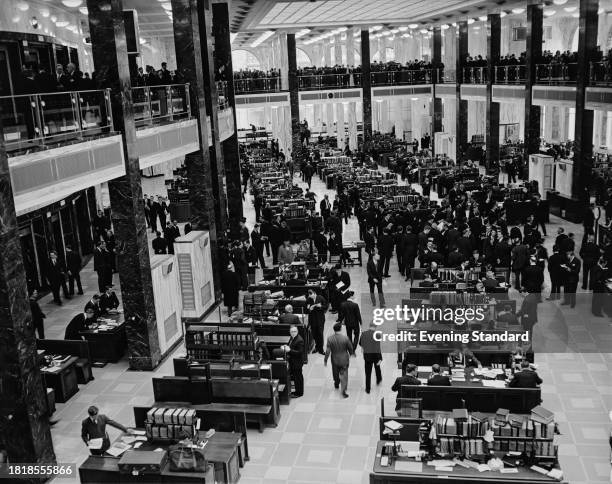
[232,50,261,70]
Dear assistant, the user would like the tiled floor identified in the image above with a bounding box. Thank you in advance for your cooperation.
[47,168,612,484]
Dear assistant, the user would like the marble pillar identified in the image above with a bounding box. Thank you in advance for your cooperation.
[361,30,372,151]
[287,33,301,156]
[326,103,335,135]
[324,41,332,66]
[524,3,543,174]
[486,13,501,171]
[334,34,343,65]
[346,31,355,67]
[212,2,243,223]
[0,119,55,467]
[88,0,160,370]
[432,26,443,155]
[172,0,222,301]
[348,101,358,150]
[456,21,468,162]
[279,32,289,91]
[573,0,598,201]
[198,0,228,236]
[336,103,345,149]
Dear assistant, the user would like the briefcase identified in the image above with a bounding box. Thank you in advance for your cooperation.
[118,450,168,475]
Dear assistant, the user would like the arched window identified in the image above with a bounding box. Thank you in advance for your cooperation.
[232,49,261,70]
[296,48,312,68]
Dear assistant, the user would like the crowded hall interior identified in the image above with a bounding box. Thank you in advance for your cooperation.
[2,0,612,483]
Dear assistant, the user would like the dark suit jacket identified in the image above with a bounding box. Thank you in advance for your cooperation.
[287,335,304,367]
[93,248,110,272]
[66,251,82,274]
[367,259,382,284]
[391,375,421,410]
[279,313,301,325]
[81,414,128,446]
[100,292,119,313]
[359,329,382,362]
[508,370,542,388]
[427,374,451,386]
[338,300,362,328]
[46,259,66,286]
[65,313,88,340]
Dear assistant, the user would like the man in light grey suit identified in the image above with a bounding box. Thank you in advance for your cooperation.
[324,322,355,398]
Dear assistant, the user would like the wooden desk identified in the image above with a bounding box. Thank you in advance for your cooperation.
[370,441,563,483]
[40,356,79,403]
[197,431,240,484]
[79,313,127,363]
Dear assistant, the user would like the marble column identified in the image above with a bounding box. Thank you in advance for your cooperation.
[324,41,332,66]
[486,13,501,171]
[326,103,335,135]
[573,0,598,201]
[212,2,243,223]
[346,30,355,67]
[88,0,160,370]
[361,29,372,151]
[172,0,222,301]
[287,33,301,156]
[198,0,228,236]
[456,21,468,162]
[348,101,358,149]
[0,119,55,468]
[334,34,343,65]
[524,3,543,176]
[432,26,443,155]
[279,32,289,91]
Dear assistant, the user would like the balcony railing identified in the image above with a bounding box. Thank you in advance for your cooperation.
[462,67,488,84]
[589,61,612,86]
[493,65,526,84]
[535,63,577,84]
[440,68,456,83]
[132,83,191,128]
[217,81,229,110]
[298,73,362,90]
[234,77,281,94]
[0,89,113,153]
[370,69,439,86]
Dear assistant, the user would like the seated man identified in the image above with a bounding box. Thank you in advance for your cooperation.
[419,272,435,287]
[391,363,420,412]
[279,304,301,325]
[482,270,500,291]
[84,294,101,318]
[508,360,542,388]
[448,345,482,368]
[99,286,120,314]
[65,307,96,340]
[497,304,519,325]
[427,364,451,386]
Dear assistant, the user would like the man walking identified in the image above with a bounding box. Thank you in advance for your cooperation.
[283,325,304,398]
[359,322,382,393]
[65,245,83,296]
[337,294,362,349]
[324,322,355,398]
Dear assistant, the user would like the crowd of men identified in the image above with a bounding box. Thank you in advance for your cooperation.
[131,62,183,87]
[19,62,96,95]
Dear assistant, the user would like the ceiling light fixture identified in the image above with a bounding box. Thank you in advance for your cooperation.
[79,6,88,15]
[409,23,418,29]
[398,26,408,31]
[478,15,487,21]
[61,0,83,7]
[467,18,475,24]
[544,9,556,17]
[564,6,577,12]
[511,8,525,14]
[420,28,428,33]
[552,0,567,4]
[56,20,69,27]
[251,30,274,47]
[50,15,57,23]
[16,2,29,12]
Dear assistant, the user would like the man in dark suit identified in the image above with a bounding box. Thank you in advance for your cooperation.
[100,287,120,313]
[561,251,581,308]
[93,241,112,293]
[65,307,96,340]
[29,290,46,339]
[324,322,355,398]
[391,364,421,412]
[338,295,362,349]
[329,264,351,313]
[547,246,564,300]
[522,256,544,295]
[152,231,167,255]
[279,304,301,325]
[367,251,385,308]
[307,289,328,355]
[509,361,543,388]
[251,224,266,268]
[81,405,131,455]
[378,229,394,277]
[511,239,530,289]
[320,194,332,220]
[282,325,304,397]
[359,322,382,393]
[579,234,600,290]
[46,251,69,305]
[65,245,83,296]
[313,228,328,263]
[427,364,451,386]
[363,226,376,256]
[84,294,101,318]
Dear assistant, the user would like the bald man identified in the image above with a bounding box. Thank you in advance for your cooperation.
[279,304,301,325]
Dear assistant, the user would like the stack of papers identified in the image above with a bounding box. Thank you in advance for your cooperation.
[394,461,422,472]
[88,438,104,450]
[482,380,507,388]
[107,442,130,457]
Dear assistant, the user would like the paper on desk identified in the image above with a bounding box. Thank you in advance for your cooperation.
[121,436,136,444]
[417,366,431,372]
[133,442,143,449]
[44,366,61,373]
[418,378,428,384]
[135,436,148,442]
[427,460,455,467]
[500,468,519,474]
[397,441,420,453]
[88,438,104,450]
[481,380,506,388]
[107,443,130,457]
[476,464,491,472]
[435,466,454,472]
[547,469,563,479]
[132,430,146,436]
[394,461,423,472]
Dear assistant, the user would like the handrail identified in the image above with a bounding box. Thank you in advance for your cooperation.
[0,88,113,153]
[589,61,612,86]
[370,68,439,86]
[493,65,526,84]
[298,72,361,89]
[462,66,488,84]
[234,76,281,94]
[131,83,191,127]
[534,63,577,84]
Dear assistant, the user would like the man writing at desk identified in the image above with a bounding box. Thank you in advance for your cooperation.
[82,405,132,455]
[279,304,301,325]
[509,361,543,388]
[65,307,96,340]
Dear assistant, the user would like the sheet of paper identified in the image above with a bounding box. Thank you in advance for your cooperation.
[131,430,146,436]
[435,466,454,472]
[482,380,506,388]
[133,442,143,449]
[335,281,344,289]
[427,460,455,467]
[477,464,491,472]
[500,468,519,474]
[107,444,129,457]
[417,366,431,372]
[397,441,420,453]
[121,436,136,444]
[135,436,147,442]
[418,378,428,384]
[547,469,563,479]
[394,461,423,472]
[88,438,103,450]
